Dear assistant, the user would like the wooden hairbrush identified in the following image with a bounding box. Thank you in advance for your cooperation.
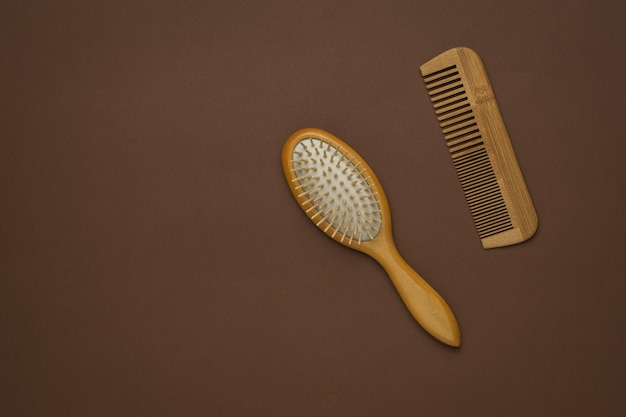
[420,47,538,248]
[282,128,461,347]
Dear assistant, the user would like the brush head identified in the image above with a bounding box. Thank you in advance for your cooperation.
[282,128,391,248]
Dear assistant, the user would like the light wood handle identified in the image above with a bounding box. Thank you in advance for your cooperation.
[375,244,461,347]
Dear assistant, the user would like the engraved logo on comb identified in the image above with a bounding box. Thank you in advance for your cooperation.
[474,85,494,103]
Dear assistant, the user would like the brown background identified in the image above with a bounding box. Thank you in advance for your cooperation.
[2,1,625,416]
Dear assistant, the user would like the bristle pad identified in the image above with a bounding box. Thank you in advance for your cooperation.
[291,138,382,243]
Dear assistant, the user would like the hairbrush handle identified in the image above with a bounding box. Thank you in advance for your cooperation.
[374,244,461,347]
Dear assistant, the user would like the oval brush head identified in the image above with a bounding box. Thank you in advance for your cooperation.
[282,128,461,347]
[283,130,386,246]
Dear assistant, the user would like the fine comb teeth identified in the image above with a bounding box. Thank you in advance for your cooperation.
[420,47,538,249]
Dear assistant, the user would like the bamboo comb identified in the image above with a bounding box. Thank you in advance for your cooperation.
[420,47,538,249]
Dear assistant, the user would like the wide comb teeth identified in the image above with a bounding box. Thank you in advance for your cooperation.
[420,47,538,248]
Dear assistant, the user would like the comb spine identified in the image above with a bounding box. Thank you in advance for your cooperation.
[456,48,537,247]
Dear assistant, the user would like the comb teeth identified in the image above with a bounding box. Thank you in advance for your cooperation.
[420,47,538,248]
[453,148,513,238]
[422,64,513,239]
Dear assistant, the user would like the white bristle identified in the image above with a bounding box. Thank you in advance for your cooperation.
[291,137,382,243]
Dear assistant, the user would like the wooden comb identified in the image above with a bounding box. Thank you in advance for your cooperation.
[420,47,538,249]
